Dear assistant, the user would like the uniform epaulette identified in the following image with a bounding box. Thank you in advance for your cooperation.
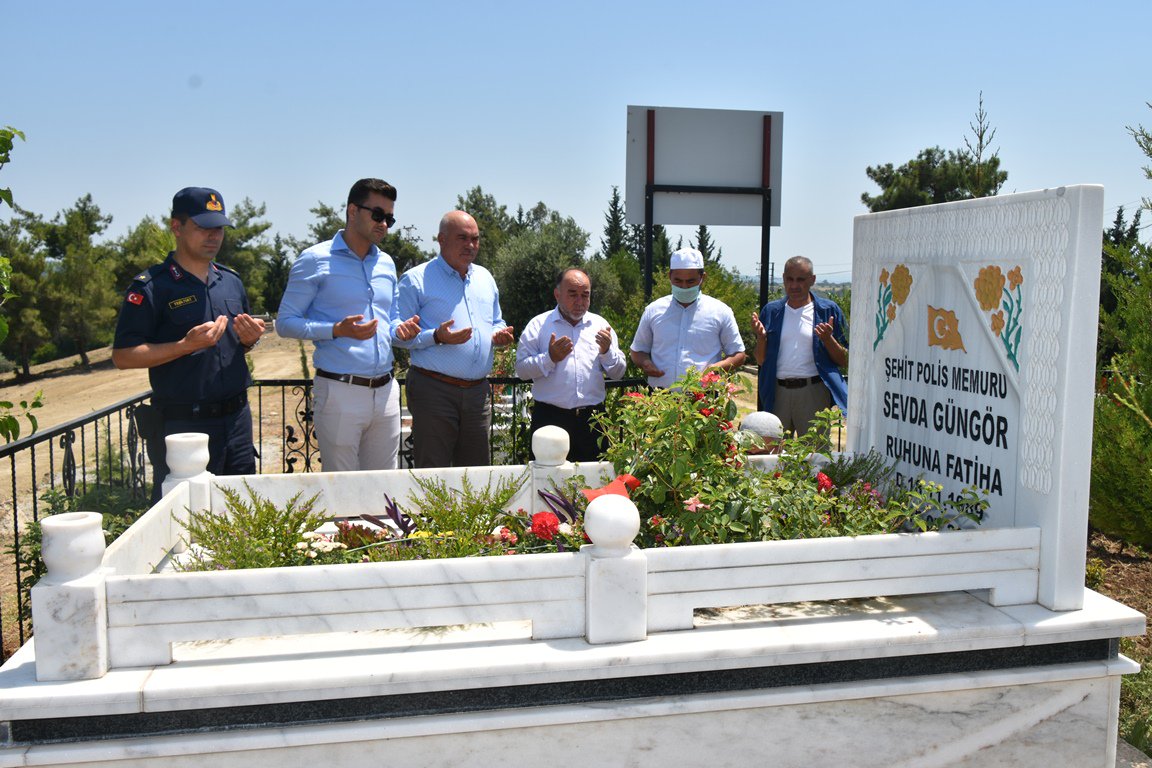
[130,263,167,286]
[214,262,241,277]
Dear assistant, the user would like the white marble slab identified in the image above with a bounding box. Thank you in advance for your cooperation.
[849,185,1106,611]
[0,662,1136,768]
[2,589,1141,723]
[101,485,189,576]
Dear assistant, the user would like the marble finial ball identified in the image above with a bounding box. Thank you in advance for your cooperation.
[532,425,570,465]
[584,493,640,553]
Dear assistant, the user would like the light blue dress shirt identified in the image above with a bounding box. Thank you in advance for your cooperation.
[630,293,745,388]
[393,256,507,380]
[515,308,626,409]
[275,231,402,377]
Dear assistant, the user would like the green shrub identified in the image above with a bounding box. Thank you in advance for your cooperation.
[1120,637,1152,756]
[1090,380,1152,548]
[595,369,986,547]
[179,483,326,571]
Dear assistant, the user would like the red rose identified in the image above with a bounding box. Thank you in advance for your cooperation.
[693,392,706,401]
[700,407,714,417]
[531,511,561,541]
[816,473,835,493]
[718,420,732,431]
[701,372,721,385]
[649,515,664,526]
[625,391,646,399]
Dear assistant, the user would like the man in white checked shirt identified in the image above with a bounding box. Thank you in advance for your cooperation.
[515,268,626,461]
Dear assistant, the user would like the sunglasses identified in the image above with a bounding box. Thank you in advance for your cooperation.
[354,204,396,227]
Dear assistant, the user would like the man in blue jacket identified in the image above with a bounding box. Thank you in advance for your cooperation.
[752,256,848,436]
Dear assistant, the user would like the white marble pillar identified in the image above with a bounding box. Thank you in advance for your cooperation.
[31,512,109,681]
[583,493,647,643]
[162,432,212,551]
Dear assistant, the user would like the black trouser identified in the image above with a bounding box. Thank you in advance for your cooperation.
[529,400,606,463]
[144,399,255,503]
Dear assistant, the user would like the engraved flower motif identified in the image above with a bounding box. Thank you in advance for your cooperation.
[1007,265,1024,290]
[886,303,896,321]
[990,310,1005,336]
[890,264,913,305]
[974,265,1005,311]
[879,268,890,285]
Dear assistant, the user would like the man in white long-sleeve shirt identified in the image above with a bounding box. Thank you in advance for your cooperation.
[515,268,626,461]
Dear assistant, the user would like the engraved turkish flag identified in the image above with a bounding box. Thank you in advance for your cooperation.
[927,305,966,352]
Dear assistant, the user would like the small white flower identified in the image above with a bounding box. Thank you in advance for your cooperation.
[558,523,573,536]
[295,542,308,550]
[307,550,317,559]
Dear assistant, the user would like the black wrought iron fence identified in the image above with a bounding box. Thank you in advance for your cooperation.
[0,376,653,659]
[1,393,152,657]
[0,370,845,659]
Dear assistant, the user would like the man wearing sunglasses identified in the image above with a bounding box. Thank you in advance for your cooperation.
[393,210,514,468]
[276,178,419,471]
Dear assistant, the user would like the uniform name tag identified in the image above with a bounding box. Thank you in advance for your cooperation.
[168,295,198,310]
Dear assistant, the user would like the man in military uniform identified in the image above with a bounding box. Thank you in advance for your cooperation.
[113,187,265,500]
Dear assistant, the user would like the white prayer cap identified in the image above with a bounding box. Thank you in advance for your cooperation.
[669,247,705,270]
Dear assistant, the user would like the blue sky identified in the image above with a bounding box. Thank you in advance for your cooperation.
[2,1,1149,283]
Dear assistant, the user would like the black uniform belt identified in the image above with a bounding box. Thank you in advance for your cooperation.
[777,376,823,389]
[159,392,248,420]
[535,400,605,417]
[316,369,393,388]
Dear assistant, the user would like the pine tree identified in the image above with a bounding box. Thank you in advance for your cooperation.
[599,186,628,259]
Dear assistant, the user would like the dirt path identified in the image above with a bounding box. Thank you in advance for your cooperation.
[0,331,311,434]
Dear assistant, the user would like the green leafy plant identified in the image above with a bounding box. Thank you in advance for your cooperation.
[350,470,529,562]
[499,475,595,555]
[1091,374,1152,548]
[178,483,326,571]
[0,390,42,442]
[597,369,987,548]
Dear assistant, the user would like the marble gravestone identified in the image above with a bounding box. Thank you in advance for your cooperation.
[848,185,1105,611]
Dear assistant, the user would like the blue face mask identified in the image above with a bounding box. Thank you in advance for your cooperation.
[671,284,701,304]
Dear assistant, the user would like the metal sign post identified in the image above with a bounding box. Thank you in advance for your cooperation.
[628,106,782,304]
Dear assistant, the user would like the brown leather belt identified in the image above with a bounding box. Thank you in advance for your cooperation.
[777,375,822,389]
[411,366,486,388]
[316,369,393,388]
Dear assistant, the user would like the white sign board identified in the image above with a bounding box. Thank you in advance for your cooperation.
[847,186,1104,610]
[625,106,783,227]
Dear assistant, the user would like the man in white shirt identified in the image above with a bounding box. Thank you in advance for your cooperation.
[515,268,626,461]
[630,248,746,388]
